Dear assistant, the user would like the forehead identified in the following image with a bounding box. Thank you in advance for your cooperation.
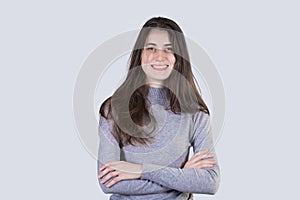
[145,29,171,44]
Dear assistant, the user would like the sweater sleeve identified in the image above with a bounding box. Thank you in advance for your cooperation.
[97,114,174,195]
[140,112,220,194]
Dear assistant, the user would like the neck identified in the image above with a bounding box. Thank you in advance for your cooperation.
[146,81,165,88]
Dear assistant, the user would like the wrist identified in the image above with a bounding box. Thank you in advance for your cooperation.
[137,164,143,178]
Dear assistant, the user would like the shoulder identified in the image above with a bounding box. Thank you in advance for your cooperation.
[98,98,120,146]
[190,111,212,145]
[192,110,210,128]
[98,97,113,130]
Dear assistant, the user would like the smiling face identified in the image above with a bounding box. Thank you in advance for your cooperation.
[141,29,176,88]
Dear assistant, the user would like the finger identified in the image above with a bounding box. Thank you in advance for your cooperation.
[100,165,106,171]
[190,158,216,166]
[196,160,217,167]
[190,150,207,160]
[194,150,213,159]
[100,170,118,184]
[106,175,122,188]
[100,173,112,184]
[196,160,216,165]
[189,160,216,168]
[199,153,214,159]
[98,168,109,179]
[189,154,215,164]
[204,154,215,158]
[197,163,215,168]
[99,162,112,171]
[194,149,208,157]
[100,174,111,184]
[194,154,215,162]
[98,167,114,179]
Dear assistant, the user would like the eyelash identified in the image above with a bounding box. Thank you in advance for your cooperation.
[145,47,173,53]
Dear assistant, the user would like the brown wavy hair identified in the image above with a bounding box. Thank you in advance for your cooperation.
[99,17,209,148]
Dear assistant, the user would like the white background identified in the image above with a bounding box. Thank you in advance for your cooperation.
[1,0,299,199]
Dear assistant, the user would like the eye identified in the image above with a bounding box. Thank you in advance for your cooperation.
[145,47,156,52]
[165,47,174,53]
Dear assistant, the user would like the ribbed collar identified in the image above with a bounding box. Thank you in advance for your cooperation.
[147,86,169,104]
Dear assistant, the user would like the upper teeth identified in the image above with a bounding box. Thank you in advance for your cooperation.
[151,65,168,69]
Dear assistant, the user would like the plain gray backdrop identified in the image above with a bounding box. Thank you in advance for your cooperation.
[1,0,299,199]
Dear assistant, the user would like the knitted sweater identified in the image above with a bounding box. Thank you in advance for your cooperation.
[97,87,220,200]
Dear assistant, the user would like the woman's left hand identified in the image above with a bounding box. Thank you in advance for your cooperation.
[98,161,143,188]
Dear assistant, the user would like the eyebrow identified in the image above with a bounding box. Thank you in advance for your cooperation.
[145,43,172,46]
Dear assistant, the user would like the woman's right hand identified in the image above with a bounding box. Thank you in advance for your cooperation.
[183,149,216,169]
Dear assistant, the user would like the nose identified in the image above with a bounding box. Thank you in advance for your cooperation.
[154,49,166,61]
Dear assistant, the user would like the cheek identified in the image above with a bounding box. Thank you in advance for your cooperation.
[141,51,150,65]
[169,55,176,66]
[141,53,148,72]
[141,53,145,65]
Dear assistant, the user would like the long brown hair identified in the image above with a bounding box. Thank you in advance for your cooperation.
[99,17,209,148]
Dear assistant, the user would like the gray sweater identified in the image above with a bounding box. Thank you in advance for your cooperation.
[97,87,220,200]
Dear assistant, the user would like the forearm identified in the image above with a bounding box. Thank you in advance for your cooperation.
[141,163,220,194]
[97,161,174,195]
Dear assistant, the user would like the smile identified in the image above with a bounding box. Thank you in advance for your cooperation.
[151,65,169,71]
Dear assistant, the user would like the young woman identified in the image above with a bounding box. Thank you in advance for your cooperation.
[97,17,220,200]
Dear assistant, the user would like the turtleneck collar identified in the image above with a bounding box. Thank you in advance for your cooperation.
[147,86,170,107]
[148,86,169,99]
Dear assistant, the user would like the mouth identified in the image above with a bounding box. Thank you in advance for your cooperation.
[151,65,169,71]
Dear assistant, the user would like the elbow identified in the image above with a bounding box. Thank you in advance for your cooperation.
[98,180,117,194]
[98,180,111,194]
[205,179,219,195]
[97,162,115,194]
[193,168,220,195]
[101,186,110,194]
[204,169,220,195]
